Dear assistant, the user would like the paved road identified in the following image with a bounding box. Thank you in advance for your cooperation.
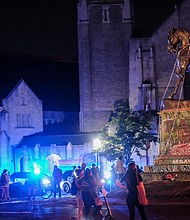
[0,196,190,220]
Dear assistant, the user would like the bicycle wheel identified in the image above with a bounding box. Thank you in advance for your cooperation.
[41,186,53,199]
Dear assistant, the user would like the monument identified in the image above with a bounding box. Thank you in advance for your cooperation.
[144,28,190,182]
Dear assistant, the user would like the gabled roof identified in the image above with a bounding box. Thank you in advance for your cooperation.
[3,79,40,101]
[16,131,100,148]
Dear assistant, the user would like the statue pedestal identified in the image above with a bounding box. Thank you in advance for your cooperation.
[143,100,190,182]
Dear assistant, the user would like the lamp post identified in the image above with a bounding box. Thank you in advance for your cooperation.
[93,138,101,167]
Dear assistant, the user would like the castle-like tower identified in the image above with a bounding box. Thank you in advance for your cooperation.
[77,0,132,132]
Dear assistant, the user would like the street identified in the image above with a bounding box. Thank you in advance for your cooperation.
[0,195,190,220]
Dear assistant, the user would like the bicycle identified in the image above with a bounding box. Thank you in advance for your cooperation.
[37,174,53,199]
[26,174,53,200]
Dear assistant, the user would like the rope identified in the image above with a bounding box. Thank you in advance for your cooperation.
[157,52,188,166]
[157,77,186,164]
[156,33,190,167]
[160,58,177,111]
[157,58,177,161]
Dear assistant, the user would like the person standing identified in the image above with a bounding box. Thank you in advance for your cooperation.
[75,168,84,220]
[117,162,147,220]
[52,165,62,200]
[81,163,86,171]
[110,164,117,190]
[91,163,99,182]
[115,155,126,179]
[0,169,10,201]
[77,168,103,220]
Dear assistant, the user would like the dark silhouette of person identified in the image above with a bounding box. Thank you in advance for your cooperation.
[91,163,99,182]
[81,163,86,171]
[52,165,62,199]
[119,162,147,220]
[0,169,10,201]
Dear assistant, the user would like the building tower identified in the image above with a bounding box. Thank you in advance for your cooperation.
[77,0,132,132]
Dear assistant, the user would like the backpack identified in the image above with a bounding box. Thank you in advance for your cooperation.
[0,174,6,186]
[71,178,79,195]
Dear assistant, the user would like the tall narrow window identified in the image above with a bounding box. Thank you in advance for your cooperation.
[102,5,110,23]
[21,96,26,106]
[16,114,32,128]
[142,82,152,111]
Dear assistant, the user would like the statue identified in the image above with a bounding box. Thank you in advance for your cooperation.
[167,28,190,99]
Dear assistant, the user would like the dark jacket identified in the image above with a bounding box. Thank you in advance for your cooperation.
[53,168,62,183]
[121,171,142,200]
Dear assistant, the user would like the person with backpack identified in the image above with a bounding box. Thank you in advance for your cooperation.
[0,169,10,201]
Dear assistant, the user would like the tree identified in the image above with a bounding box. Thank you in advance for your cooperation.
[98,100,157,165]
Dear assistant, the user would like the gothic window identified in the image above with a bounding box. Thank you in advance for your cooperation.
[66,142,73,159]
[16,114,32,128]
[102,5,110,23]
[142,82,152,111]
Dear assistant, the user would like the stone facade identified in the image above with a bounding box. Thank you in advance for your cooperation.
[0,79,98,174]
[78,0,190,131]
[0,79,43,172]
[14,134,97,174]
[78,0,131,132]
[143,99,190,181]
[77,0,190,170]
[156,100,190,168]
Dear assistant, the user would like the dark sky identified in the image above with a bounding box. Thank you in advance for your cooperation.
[0,0,79,111]
[132,0,184,37]
[0,0,78,59]
[0,0,184,111]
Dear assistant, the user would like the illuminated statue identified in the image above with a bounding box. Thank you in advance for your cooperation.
[167,28,190,99]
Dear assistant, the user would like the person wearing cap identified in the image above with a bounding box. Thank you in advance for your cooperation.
[0,169,10,201]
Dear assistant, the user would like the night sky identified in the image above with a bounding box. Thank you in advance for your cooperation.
[0,0,78,111]
[0,0,184,111]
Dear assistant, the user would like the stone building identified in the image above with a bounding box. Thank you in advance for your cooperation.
[0,79,98,174]
[77,0,190,165]
[0,79,43,172]
[2,0,190,174]
[78,0,189,132]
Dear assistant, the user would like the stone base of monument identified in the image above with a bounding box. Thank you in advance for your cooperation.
[142,170,190,183]
[142,99,190,182]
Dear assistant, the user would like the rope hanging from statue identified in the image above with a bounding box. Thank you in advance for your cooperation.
[157,55,186,164]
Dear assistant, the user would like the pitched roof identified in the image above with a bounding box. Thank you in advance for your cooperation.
[3,79,40,101]
[16,131,100,148]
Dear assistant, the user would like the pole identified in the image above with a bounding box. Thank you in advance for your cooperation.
[97,151,98,166]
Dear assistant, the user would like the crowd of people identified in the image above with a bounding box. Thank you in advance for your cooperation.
[0,156,148,220]
[70,157,147,220]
